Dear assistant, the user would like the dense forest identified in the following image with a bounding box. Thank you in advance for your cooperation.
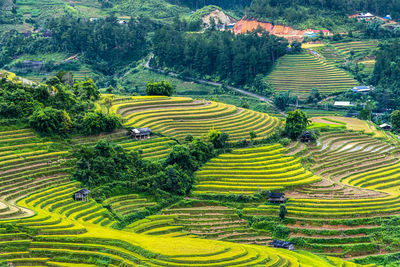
[0,72,120,135]
[166,0,251,9]
[371,40,400,109]
[0,16,150,75]
[152,25,288,85]
[246,0,400,29]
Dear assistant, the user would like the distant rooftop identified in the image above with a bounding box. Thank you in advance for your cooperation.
[334,101,355,107]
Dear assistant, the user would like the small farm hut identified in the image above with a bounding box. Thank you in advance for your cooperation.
[127,128,151,140]
[74,189,90,202]
[269,240,294,250]
[268,192,287,203]
[380,123,392,131]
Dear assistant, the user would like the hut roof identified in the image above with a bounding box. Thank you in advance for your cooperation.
[268,192,284,198]
[75,189,90,196]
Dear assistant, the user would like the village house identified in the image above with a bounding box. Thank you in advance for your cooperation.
[268,192,287,203]
[300,131,313,143]
[312,29,331,36]
[333,101,355,107]
[351,85,374,93]
[73,189,90,202]
[127,128,151,140]
[269,240,295,250]
[380,123,392,131]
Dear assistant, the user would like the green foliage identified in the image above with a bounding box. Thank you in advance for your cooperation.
[73,79,100,101]
[274,91,290,111]
[246,0,400,31]
[0,16,149,76]
[29,107,68,135]
[273,224,290,239]
[207,128,229,149]
[279,204,287,220]
[153,22,288,86]
[290,41,302,53]
[80,112,121,136]
[251,74,274,97]
[72,137,215,198]
[391,110,400,133]
[285,109,310,140]
[372,40,400,109]
[146,80,174,96]
[72,140,142,188]
[306,88,322,104]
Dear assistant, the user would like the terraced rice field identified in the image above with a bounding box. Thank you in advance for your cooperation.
[72,130,177,159]
[193,144,320,195]
[266,53,357,98]
[112,96,281,142]
[0,185,356,267]
[0,124,373,266]
[310,116,384,137]
[332,40,378,56]
[126,200,271,245]
[104,194,157,217]
[243,129,400,258]
[0,128,70,220]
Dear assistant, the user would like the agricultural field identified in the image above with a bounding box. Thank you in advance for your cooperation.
[0,126,364,266]
[242,129,400,259]
[266,53,358,99]
[0,95,396,266]
[111,95,282,142]
[331,40,379,57]
[194,144,320,195]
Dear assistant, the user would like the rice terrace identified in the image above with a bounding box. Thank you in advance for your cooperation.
[1,0,400,266]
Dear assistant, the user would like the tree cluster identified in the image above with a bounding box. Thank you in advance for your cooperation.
[146,81,174,96]
[72,137,217,199]
[0,16,149,75]
[246,0,400,29]
[285,109,310,140]
[0,71,120,136]
[153,24,288,85]
[371,40,400,110]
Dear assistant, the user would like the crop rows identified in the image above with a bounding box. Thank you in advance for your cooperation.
[193,144,320,195]
[332,40,378,56]
[266,53,357,98]
[112,96,280,142]
[243,129,400,257]
[0,181,357,266]
[104,194,157,217]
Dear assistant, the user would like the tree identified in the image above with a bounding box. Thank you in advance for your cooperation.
[207,128,229,148]
[285,110,310,140]
[146,81,174,96]
[103,95,114,114]
[391,110,400,132]
[29,107,66,135]
[73,79,100,101]
[250,131,257,143]
[306,88,322,104]
[290,41,302,53]
[80,112,121,135]
[279,204,287,221]
[252,74,274,96]
[274,91,290,111]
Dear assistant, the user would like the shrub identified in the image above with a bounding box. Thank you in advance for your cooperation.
[29,107,70,135]
[146,81,174,96]
[80,112,121,135]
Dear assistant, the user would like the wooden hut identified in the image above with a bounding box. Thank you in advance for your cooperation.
[127,128,151,140]
[300,131,313,143]
[74,189,90,202]
[269,240,294,250]
[268,192,287,203]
